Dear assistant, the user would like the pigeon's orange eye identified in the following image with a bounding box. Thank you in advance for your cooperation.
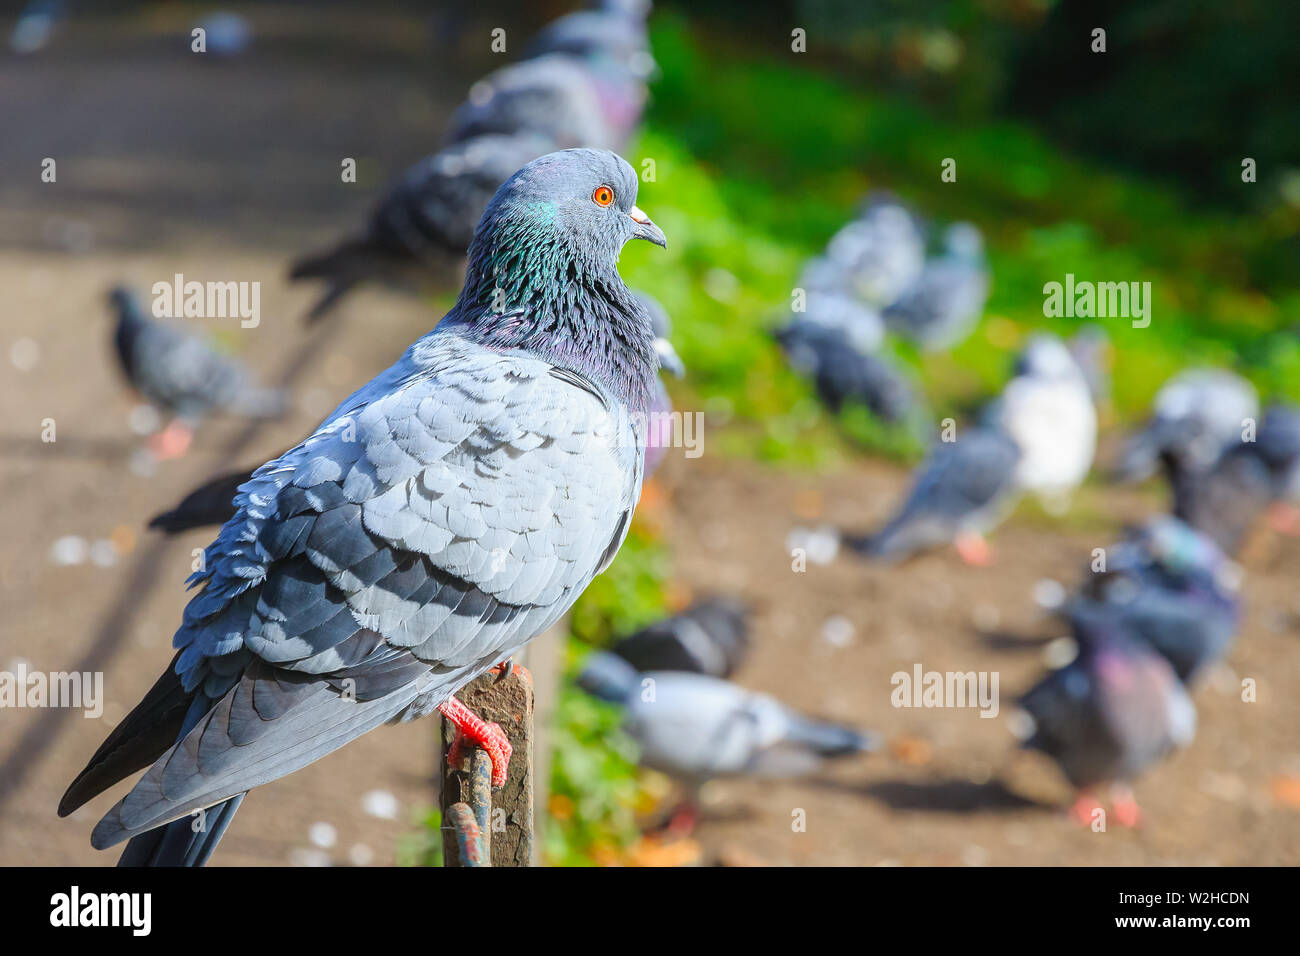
[592,185,615,207]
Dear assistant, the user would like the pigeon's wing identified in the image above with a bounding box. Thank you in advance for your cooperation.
[87,332,642,847]
[130,321,245,417]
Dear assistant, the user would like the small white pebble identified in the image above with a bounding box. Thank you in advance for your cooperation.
[308,821,337,848]
[820,615,855,648]
[50,535,88,566]
[128,404,162,436]
[9,337,39,371]
[361,789,399,820]
[1032,578,1066,610]
[348,843,374,866]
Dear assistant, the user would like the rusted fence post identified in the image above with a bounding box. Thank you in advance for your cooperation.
[440,665,534,866]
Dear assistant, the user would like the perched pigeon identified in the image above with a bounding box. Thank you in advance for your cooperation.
[844,426,1021,565]
[63,149,668,866]
[445,55,616,152]
[987,334,1097,504]
[1117,368,1258,482]
[110,286,286,458]
[883,222,989,350]
[577,652,877,785]
[1014,622,1196,826]
[1066,517,1240,684]
[610,597,749,678]
[289,131,555,321]
[824,193,926,307]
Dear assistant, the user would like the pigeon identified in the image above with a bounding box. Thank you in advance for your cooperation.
[775,320,917,423]
[609,597,749,678]
[849,336,1093,564]
[883,222,989,350]
[1066,517,1240,684]
[1014,621,1196,827]
[524,11,654,147]
[824,193,926,307]
[289,131,555,321]
[445,55,617,152]
[577,652,877,786]
[62,148,667,866]
[844,425,1021,565]
[1117,368,1258,482]
[987,334,1097,504]
[110,286,286,459]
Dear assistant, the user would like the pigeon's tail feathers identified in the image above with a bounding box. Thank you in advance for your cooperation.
[785,715,880,757]
[842,518,924,564]
[58,653,193,818]
[90,665,420,851]
[226,385,289,419]
[288,237,384,322]
[115,793,245,867]
[147,467,253,533]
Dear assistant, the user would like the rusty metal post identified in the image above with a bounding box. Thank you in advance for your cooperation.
[440,665,534,866]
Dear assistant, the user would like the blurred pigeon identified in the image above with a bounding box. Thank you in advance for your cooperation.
[1117,368,1257,482]
[578,652,877,787]
[1014,622,1196,827]
[824,193,926,306]
[610,597,749,678]
[988,334,1097,504]
[445,55,616,151]
[110,286,286,459]
[1066,517,1240,683]
[63,149,667,865]
[776,321,917,423]
[524,11,654,147]
[883,222,989,350]
[289,131,555,320]
[844,426,1021,565]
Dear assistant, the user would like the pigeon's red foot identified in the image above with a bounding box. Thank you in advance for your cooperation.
[439,695,512,788]
[1069,791,1103,826]
[147,421,194,461]
[664,801,700,839]
[954,531,993,567]
[1110,784,1141,828]
[1266,503,1300,536]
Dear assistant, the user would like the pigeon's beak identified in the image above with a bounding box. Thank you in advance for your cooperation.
[629,206,667,248]
[654,337,685,378]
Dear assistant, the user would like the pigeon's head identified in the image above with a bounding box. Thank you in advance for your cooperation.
[107,285,143,321]
[475,148,665,272]
[1012,334,1082,382]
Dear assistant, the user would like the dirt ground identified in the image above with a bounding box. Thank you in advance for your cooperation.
[2,5,1298,868]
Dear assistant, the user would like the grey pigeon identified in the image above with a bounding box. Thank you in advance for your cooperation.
[62,149,667,865]
[445,55,617,152]
[845,425,1021,564]
[1117,368,1258,482]
[289,131,555,321]
[824,193,926,306]
[1014,621,1196,825]
[577,652,877,785]
[775,320,917,423]
[883,222,989,350]
[610,597,749,678]
[110,286,285,456]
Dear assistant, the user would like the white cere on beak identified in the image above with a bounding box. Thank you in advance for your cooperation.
[630,205,651,224]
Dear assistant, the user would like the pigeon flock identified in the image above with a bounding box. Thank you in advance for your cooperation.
[56,0,1294,865]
